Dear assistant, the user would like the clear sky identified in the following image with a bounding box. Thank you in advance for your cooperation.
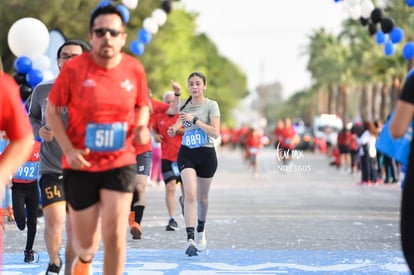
[179,0,349,99]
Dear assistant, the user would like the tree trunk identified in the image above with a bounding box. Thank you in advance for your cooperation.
[360,84,371,121]
[379,83,389,121]
[317,88,328,114]
[328,84,336,114]
[338,84,347,121]
[371,82,381,121]
[390,76,401,111]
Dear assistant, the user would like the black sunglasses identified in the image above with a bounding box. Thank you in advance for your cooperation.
[93,28,124,38]
[60,54,80,60]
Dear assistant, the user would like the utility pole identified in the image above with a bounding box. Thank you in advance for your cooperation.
[258,61,266,118]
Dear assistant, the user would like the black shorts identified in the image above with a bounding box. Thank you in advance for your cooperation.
[161,159,181,183]
[338,145,350,154]
[39,173,65,209]
[63,165,136,210]
[177,146,217,178]
[136,151,151,176]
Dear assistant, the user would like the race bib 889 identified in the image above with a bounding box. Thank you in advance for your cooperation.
[182,128,208,149]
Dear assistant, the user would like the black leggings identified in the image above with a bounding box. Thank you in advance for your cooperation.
[401,166,414,273]
[11,181,39,251]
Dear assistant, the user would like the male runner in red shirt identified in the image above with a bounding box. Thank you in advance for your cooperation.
[46,4,150,274]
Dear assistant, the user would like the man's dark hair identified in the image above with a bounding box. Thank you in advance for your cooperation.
[89,4,125,30]
[57,40,90,59]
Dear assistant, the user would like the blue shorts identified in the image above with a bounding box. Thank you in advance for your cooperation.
[136,151,152,176]
[161,159,181,184]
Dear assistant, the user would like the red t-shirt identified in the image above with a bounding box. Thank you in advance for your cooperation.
[349,133,359,151]
[280,126,296,149]
[134,98,169,155]
[48,53,150,171]
[12,141,40,183]
[152,112,182,161]
[246,133,262,149]
[0,74,33,141]
[338,131,351,146]
[273,127,284,144]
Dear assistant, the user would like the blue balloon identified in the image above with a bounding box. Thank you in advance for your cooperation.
[406,0,414,7]
[406,68,414,80]
[130,40,145,55]
[117,5,130,24]
[390,27,404,44]
[375,31,387,45]
[384,41,396,56]
[403,42,414,60]
[26,69,43,88]
[13,56,32,74]
[138,28,152,45]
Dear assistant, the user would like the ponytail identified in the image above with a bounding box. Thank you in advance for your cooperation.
[179,96,192,111]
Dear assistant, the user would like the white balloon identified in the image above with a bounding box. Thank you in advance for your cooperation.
[348,4,362,20]
[32,55,51,71]
[143,17,159,34]
[152,9,167,26]
[122,0,139,10]
[41,70,54,82]
[346,0,360,7]
[7,17,50,59]
[361,0,375,19]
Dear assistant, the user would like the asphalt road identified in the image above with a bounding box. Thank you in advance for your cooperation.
[2,146,408,274]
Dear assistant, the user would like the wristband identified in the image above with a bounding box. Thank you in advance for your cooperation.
[174,92,181,96]
[193,117,199,124]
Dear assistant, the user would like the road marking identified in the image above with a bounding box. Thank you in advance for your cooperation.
[2,249,409,274]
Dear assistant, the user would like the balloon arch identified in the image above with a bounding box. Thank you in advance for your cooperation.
[7,0,173,108]
[334,0,414,59]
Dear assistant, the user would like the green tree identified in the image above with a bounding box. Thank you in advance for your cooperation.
[0,0,247,125]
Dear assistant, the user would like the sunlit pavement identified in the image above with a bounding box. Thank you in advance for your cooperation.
[2,146,409,274]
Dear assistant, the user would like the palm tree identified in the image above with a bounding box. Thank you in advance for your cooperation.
[307,28,352,121]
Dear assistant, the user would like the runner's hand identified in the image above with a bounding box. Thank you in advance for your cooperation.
[65,148,91,169]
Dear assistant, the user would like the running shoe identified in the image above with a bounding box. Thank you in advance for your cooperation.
[166,218,178,231]
[129,211,142,239]
[128,211,135,227]
[197,230,207,251]
[179,196,184,216]
[185,239,198,257]
[45,257,62,274]
[24,250,35,263]
[71,257,92,275]
[130,222,142,240]
[6,206,15,222]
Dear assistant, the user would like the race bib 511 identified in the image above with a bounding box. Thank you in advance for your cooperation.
[85,122,127,152]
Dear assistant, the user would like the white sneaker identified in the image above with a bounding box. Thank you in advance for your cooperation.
[196,230,207,251]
